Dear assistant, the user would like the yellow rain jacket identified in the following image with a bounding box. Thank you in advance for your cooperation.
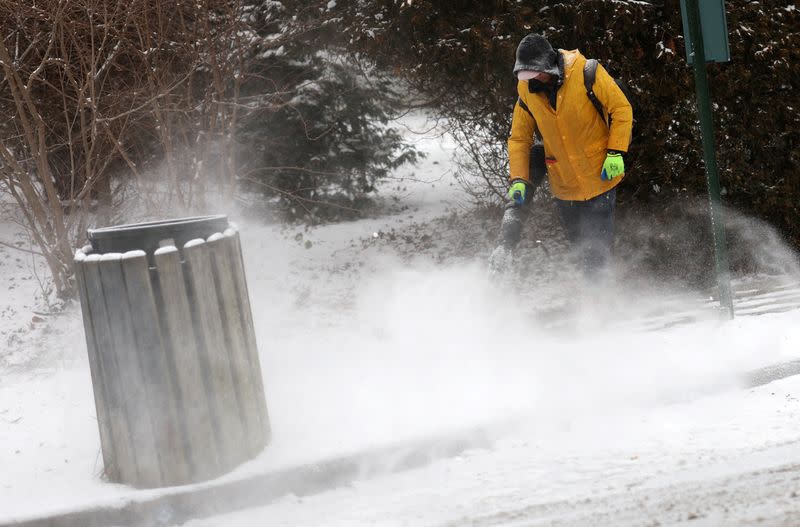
[508,49,633,201]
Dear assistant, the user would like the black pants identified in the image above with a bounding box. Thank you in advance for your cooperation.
[555,188,617,275]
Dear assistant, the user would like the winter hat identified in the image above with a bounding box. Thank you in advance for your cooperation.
[513,34,559,78]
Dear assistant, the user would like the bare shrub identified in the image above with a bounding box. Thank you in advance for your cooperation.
[0,0,255,296]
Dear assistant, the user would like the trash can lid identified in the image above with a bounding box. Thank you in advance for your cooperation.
[88,215,229,254]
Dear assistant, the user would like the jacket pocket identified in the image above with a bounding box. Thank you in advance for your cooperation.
[582,142,607,179]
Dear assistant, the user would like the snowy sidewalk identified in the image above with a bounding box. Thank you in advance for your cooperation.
[5,295,800,525]
[185,372,800,527]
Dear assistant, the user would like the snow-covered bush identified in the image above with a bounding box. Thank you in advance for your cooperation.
[235,0,420,222]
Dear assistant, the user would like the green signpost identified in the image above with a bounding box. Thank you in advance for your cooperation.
[680,0,734,319]
[681,0,731,64]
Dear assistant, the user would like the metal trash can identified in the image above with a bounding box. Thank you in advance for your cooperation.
[73,215,270,488]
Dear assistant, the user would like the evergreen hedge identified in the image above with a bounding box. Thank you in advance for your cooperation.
[333,0,800,246]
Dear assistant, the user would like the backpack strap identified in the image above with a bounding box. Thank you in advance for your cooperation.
[517,97,534,119]
[583,59,607,125]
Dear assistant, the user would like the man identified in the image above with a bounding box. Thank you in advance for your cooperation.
[505,33,632,275]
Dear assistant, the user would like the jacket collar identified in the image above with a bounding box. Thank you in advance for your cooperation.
[528,50,579,92]
[525,49,585,111]
[559,49,582,83]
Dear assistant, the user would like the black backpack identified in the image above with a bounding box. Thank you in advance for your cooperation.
[583,59,633,139]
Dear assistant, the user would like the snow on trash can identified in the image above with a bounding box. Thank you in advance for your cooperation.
[73,215,270,488]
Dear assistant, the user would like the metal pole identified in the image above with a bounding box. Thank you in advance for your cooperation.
[685,0,734,319]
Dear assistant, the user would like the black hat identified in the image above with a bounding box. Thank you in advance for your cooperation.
[513,34,559,77]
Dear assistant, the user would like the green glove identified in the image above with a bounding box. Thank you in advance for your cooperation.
[507,180,529,205]
[601,151,625,181]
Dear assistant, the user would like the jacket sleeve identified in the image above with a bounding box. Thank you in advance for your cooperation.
[593,63,633,152]
[508,85,537,183]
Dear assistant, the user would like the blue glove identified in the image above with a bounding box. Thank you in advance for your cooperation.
[507,180,530,205]
[601,151,625,181]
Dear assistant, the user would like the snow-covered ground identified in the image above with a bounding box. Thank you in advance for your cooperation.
[3,115,800,525]
[185,372,800,527]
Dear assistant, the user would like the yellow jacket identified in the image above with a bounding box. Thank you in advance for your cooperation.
[508,49,633,201]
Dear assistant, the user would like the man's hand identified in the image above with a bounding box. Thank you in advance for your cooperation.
[601,151,625,181]
[507,180,530,205]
